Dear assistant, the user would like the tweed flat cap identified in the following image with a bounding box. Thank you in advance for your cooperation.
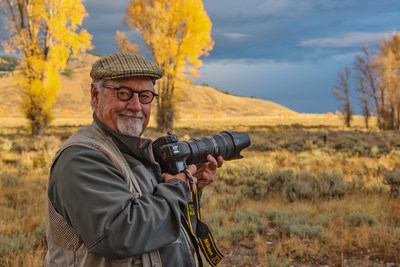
[90,52,164,80]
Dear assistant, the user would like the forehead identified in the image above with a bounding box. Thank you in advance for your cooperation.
[106,77,154,89]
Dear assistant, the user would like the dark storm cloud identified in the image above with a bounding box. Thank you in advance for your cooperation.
[201,0,399,62]
[83,0,131,55]
[1,0,399,113]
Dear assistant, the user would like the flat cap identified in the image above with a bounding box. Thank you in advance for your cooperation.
[90,52,163,80]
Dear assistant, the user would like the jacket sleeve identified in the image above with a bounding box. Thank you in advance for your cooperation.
[47,145,191,259]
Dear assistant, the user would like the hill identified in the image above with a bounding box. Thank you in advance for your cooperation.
[0,53,295,123]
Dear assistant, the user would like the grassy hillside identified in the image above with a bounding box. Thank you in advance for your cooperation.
[0,53,373,130]
[0,53,296,121]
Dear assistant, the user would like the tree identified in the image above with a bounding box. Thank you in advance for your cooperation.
[332,66,353,127]
[115,30,139,54]
[354,45,381,129]
[356,76,371,129]
[124,0,214,131]
[375,34,400,130]
[1,0,92,135]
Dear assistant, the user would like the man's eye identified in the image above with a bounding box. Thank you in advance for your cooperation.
[118,89,131,98]
[140,93,151,100]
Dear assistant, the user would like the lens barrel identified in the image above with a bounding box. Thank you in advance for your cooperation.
[185,130,250,165]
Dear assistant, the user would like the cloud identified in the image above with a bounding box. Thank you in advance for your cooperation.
[223,33,249,40]
[299,31,393,48]
[194,57,352,113]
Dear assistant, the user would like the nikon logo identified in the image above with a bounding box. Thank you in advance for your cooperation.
[204,239,214,256]
[172,145,179,154]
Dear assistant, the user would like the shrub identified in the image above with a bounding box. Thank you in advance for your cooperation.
[0,137,12,152]
[0,234,35,255]
[0,223,46,256]
[205,211,227,228]
[62,68,74,77]
[229,210,267,242]
[241,176,268,200]
[0,171,24,187]
[383,170,400,185]
[286,172,317,202]
[346,212,378,226]
[267,169,294,193]
[267,254,291,267]
[383,170,400,198]
[265,209,328,239]
[318,171,346,198]
[349,177,366,193]
[11,136,61,153]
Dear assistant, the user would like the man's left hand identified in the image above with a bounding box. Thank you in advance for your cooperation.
[194,155,223,190]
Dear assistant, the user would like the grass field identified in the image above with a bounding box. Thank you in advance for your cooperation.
[1,115,399,267]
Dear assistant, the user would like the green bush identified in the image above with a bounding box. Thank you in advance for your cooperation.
[286,172,317,202]
[383,170,400,185]
[0,171,24,187]
[267,169,294,192]
[267,255,291,267]
[349,177,366,193]
[241,176,268,199]
[0,223,46,256]
[62,68,74,77]
[318,171,347,198]
[228,210,267,242]
[383,170,400,198]
[0,234,35,255]
[265,210,328,239]
[346,212,378,226]
[205,211,227,228]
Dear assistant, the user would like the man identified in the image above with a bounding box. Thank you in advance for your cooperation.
[45,52,223,266]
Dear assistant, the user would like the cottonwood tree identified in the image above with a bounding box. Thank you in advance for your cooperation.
[356,76,371,129]
[332,66,353,127]
[0,0,92,135]
[354,45,380,129]
[123,0,214,131]
[115,30,139,54]
[375,34,400,130]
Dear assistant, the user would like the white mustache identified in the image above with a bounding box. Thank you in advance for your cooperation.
[118,111,144,119]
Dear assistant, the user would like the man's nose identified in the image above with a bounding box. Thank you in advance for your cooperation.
[125,93,142,111]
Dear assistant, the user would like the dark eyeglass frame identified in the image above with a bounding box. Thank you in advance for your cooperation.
[102,84,158,104]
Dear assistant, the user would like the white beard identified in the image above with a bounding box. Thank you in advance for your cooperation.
[116,111,144,136]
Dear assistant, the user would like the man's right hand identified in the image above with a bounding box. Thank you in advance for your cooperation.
[162,165,198,195]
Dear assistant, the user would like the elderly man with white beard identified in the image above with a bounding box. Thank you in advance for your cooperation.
[45,52,223,267]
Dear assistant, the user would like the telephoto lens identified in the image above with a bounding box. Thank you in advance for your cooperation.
[152,130,251,174]
[185,130,251,165]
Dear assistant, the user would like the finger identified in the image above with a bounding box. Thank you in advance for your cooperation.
[186,164,197,176]
[206,154,218,170]
[217,156,224,167]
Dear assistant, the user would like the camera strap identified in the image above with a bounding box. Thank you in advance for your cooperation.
[183,172,224,266]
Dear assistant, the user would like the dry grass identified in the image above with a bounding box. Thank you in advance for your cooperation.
[2,53,396,266]
[2,119,400,266]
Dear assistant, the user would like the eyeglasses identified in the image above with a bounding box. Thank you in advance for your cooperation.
[102,84,158,104]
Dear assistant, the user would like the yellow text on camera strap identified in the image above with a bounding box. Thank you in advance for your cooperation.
[185,189,224,267]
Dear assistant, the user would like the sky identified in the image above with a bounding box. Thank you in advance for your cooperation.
[1,0,400,114]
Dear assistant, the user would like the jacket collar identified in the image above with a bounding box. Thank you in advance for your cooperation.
[93,113,158,166]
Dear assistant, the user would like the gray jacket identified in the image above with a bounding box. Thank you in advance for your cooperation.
[45,115,200,266]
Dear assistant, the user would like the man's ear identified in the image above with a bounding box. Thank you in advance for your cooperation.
[91,83,99,108]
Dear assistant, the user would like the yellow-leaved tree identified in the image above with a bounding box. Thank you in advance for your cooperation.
[0,0,92,135]
[124,0,214,131]
[375,33,400,130]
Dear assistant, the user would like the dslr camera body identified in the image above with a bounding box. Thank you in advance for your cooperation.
[152,130,251,174]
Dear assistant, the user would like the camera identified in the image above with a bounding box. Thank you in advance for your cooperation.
[152,130,251,174]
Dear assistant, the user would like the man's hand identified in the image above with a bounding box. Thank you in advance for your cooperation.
[162,165,198,192]
[194,155,223,189]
